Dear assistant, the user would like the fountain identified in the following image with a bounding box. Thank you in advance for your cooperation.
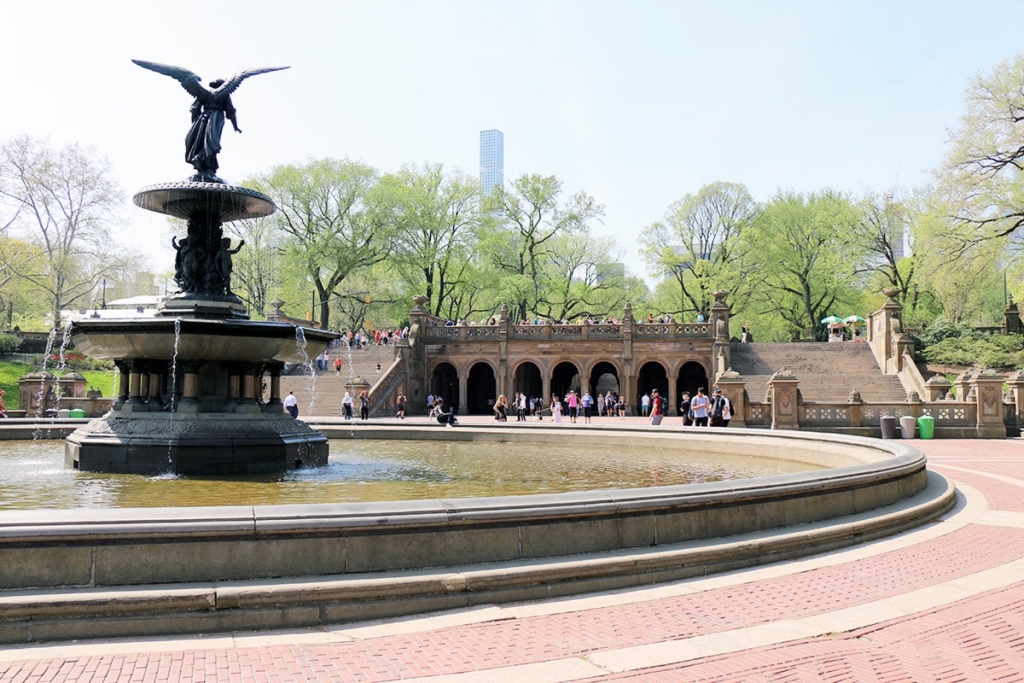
[64,60,336,474]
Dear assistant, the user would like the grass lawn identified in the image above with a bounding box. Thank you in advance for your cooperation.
[0,360,117,410]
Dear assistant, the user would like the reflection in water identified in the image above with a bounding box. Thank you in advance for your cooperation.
[0,439,816,509]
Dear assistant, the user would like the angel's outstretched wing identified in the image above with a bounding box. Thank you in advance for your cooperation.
[215,67,290,98]
[132,59,208,100]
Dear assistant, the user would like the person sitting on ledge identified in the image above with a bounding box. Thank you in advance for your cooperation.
[431,398,458,427]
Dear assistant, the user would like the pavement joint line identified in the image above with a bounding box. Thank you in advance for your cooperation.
[0,476,978,662]
[472,557,1024,681]
[931,463,1024,490]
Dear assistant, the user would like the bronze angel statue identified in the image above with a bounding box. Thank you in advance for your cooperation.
[133,60,289,183]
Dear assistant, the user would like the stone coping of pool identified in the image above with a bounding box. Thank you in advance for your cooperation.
[0,470,953,644]
[0,419,950,643]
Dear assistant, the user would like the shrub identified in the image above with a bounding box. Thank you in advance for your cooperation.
[0,333,21,355]
[922,334,1024,369]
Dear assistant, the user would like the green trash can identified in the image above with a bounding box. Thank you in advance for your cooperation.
[68,409,86,418]
[917,414,935,440]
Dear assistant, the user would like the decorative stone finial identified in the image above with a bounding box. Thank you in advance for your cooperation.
[906,391,922,403]
[847,388,863,404]
[771,367,797,381]
[718,368,743,381]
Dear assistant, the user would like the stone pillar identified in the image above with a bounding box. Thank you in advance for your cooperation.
[711,290,731,378]
[457,372,468,415]
[237,365,261,414]
[924,375,952,402]
[953,370,973,402]
[874,287,903,373]
[113,362,130,410]
[667,375,678,417]
[622,302,635,415]
[1006,370,1024,430]
[716,368,746,428]
[769,368,800,431]
[969,369,1008,438]
[1005,297,1023,335]
[264,364,284,413]
[127,363,144,405]
[226,370,241,411]
[542,373,551,409]
[148,371,162,411]
[846,389,864,429]
[178,363,200,413]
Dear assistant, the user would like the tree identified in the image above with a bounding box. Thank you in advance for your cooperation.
[938,53,1024,245]
[482,174,604,321]
[744,190,864,340]
[536,232,628,321]
[639,182,759,318]
[224,214,279,318]
[377,164,482,318]
[252,159,394,330]
[0,136,124,327]
[851,189,915,302]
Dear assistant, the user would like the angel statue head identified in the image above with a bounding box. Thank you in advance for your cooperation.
[133,60,289,183]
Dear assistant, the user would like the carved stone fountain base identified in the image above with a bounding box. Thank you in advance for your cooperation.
[66,413,329,475]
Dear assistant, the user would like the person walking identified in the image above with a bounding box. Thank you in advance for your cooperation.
[283,391,299,418]
[680,391,693,426]
[650,389,663,425]
[581,391,593,424]
[596,393,605,417]
[566,391,579,423]
[341,391,354,420]
[395,393,406,419]
[691,387,711,427]
[359,391,369,420]
[641,392,651,417]
[517,393,527,422]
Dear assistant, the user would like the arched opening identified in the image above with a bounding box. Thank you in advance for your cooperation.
[589,361,620,396]
[550,362,580,402]
[466,362,496,414]
[513,361,542,406]
[677,361,709,415]
[637,361,668,414]
[430,362,459,414]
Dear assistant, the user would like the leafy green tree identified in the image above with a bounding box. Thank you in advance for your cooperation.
[639,182,758,318]
[252,159,394,331]
[0,136,124,327]
[377,164,481,318]
[536,232,628,321]
[482,174,604,321]
[744,190,864,340]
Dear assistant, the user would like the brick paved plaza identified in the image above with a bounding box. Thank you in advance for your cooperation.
[0,430,1021,682]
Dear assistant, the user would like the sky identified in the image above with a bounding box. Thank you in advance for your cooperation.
[2,0,1023,280]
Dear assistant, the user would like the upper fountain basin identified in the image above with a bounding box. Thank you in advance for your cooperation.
[133,182,275,222]
[70,318,336,363]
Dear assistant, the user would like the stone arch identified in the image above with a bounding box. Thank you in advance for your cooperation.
[677,360,709,414]
[430,361,459,413]
[550,361,581,401]
[466,361,497,415]
[636,361,669,413]
[587,360,621,399]
[513,361,543,403]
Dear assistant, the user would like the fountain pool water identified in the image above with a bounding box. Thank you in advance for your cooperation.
[0,437,817,509]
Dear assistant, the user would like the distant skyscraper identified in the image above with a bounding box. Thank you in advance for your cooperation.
[479,129,504,196]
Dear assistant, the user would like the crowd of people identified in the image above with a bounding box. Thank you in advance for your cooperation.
[419,387,732,428]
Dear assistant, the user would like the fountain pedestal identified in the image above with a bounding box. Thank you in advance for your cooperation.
[66,183,337,475]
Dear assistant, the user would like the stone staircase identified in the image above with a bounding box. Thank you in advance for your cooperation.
[280,345,397,416]
[729,342,910,404]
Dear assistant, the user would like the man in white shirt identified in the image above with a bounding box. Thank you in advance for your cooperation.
[641,393,651,417]
[283,391,299,418]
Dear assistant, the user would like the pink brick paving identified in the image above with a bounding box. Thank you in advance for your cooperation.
[574,584,1024,682]
[1,439,1023,682]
